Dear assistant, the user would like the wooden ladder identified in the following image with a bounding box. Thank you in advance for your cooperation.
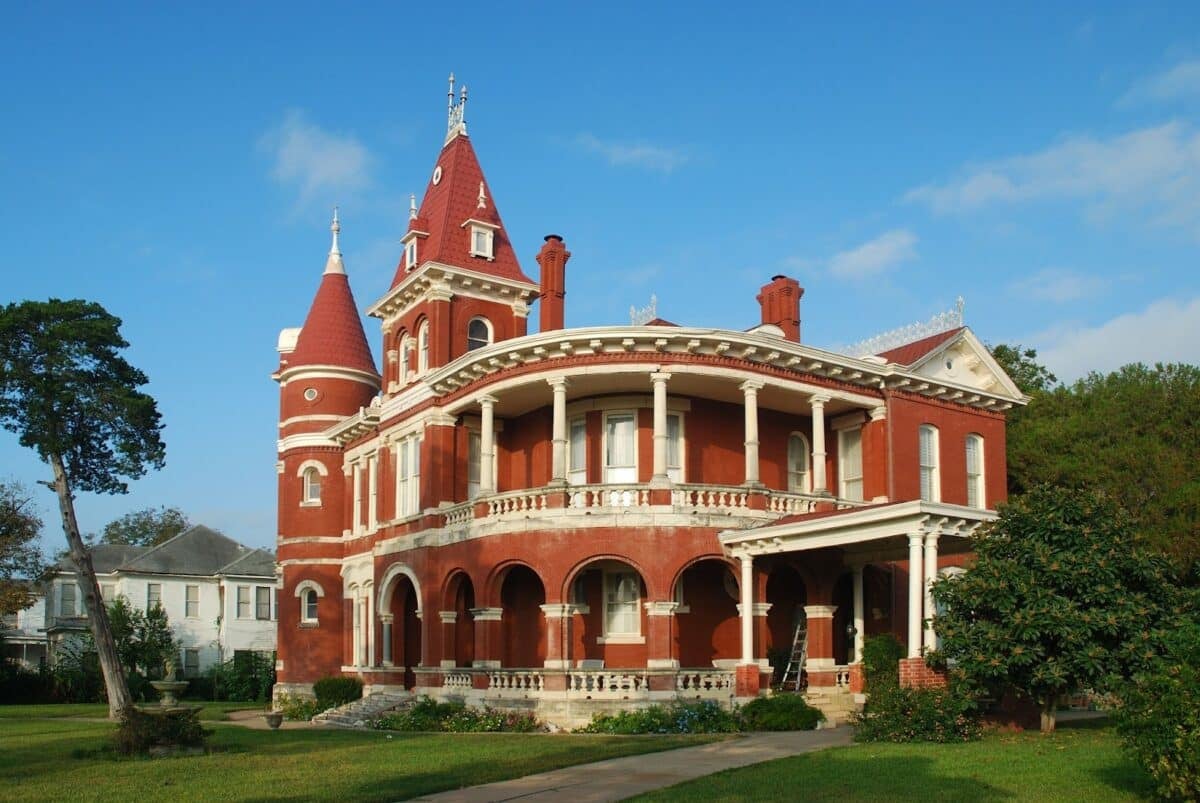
[779,615,808,692]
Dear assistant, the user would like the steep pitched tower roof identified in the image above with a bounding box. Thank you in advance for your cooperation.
[285,211,380,377]
[390,75,534,289]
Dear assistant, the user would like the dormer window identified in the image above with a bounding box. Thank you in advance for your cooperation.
[462,219,498,261]
[405,239,418,271]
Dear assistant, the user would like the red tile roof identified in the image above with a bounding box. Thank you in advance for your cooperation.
[875,327,963,366]
[289,273,379,376]
[390,134,533,289]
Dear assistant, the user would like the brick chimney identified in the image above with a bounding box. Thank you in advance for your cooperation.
[537,235,571,333]
[757,275,803,341]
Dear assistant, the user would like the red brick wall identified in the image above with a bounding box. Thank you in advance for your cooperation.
[898,656,947,689]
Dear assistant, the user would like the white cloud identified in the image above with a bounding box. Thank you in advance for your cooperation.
[1010,268,1109,302]
[261,111,371,202]
[828,229,918,279]
[905,123,1200,236]
[1120,60,1200,106]
[575,134,689,173]
[1034,295,1200,381]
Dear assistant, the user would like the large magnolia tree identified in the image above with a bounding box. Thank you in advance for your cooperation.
[0,299,165,718]
[930,485,1185,733]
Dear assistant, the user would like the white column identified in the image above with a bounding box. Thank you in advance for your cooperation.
[923,532,940,652]
[852,565,865,664]
[548,377,568,483]
[907,533,924,658]
[366,588,375,667]
[351,593,361,666]
[810,394,830,495]
[739,380,764,486]
[739,553,755,664]
[479,395,497,495]
[380,613,394,666]
[650,371,672,484]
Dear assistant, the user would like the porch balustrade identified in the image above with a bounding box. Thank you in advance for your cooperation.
[488,669,544,695]
[567,670,650,698]
[835,665,851,690]
[675,670,736,697]
[443,671,473,690]
[569,485,650,509]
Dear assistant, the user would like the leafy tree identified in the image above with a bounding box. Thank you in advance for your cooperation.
[988,343,1058,396]
[931,486,1184,733]
[0,299,166,718]
[98,506,189,547]
[106,596,179,699]
[1002,362,1200,571]
[0,481,45,617]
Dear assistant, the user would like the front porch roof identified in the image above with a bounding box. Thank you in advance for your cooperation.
[719,500,996,560]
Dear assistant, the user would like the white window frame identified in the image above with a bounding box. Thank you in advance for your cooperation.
[919,425,940,502]
[602,411,638,484]
[60,582,77,617]
[302,589,319,623]
[100,583,116,604]
[255,586,272,621]
[236,585,251,619]
[417,321,430,374]
[352,462,363,535]
[147,583,163,611]
[395,434,423,519]
[185,584,200,619]
[600,570,643,643]
[469,224,495,259]
[665,412,684,483]
[367,454,378,528]
[467,429,481,499]
[404,237,417,272]
[568,417,587,486]
[466,317,492,352]
[398,333,410,385]
[966,433,985,508]
[787,432,811,493]
[838,427,864,502]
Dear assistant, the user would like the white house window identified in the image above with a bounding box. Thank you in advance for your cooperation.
[405,238,417,271]
[352,463,363,535]
[919,425,940,502]
[839,428,864,502]
[467,430,481,499]
[666,413,683,482]
[568,418,587,485]
[60,583,77,617]
[788,433,811,493]
[255,586,272,621]
[466,317,491,351]
[302,466,322,505]
[966,434,985,508]
[417,321,430,374]
[398,333,410,385]
[603,412,637,483]
[367,454,378,527]
[183,649,200,678]
[100,584,116,603]
[237,586,251,619]
[603,571,641,637]
[147,583,162,611]
[396,435,422,518]
[469,225,494,259]
[302,589,319,624]
[185,585,199,618]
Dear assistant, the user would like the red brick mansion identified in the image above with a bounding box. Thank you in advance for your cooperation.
[272,80,1024,724]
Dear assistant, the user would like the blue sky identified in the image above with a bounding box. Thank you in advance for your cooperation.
[2,2,1199,553]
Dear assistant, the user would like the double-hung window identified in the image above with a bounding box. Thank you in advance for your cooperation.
[788,433,811,493]
[417,322,429,374]
[147,583,162,611]
[467,431,482,499]
[603,413,637,483]
[666,413,683,482]
[965,434,984,508]
[255,586,272,621]
[60,583,77,617]
[603,571,640,637]
[919,425,940,502]
[396,436,422,517]
[568,418,587,485]
[839,428,864,502]
[367,455,378,527]
[302,589,319,623]
[185,585,199,618]
[236,586,251,619]
[467,318,491,351]
[398,334,410,385]
[352,463,363,535]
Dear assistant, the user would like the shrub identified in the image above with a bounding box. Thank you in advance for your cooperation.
[209,651,276,702]
[862,634,904,689]
[1115,620,1200,801]
[578,700,740,734]
[0,662,56,704]
[855,679,981,743]
[313,675,363,710]
[374,697,541,732]
[113,706,208,756]
[276,692,324,721]
[738,694,824,731]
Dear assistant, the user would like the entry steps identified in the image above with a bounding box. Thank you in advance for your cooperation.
[313,690,412,728]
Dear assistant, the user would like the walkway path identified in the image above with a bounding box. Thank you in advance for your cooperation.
[410,727,854,802]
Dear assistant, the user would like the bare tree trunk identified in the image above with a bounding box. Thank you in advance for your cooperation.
[49,453,132,720]
[1040,696,1057,734]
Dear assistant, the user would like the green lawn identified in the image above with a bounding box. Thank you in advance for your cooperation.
[0,711,715,802]
[0,701,260,722]
[633,720,1154,802]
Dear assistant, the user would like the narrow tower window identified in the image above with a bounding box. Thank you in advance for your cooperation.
[417,321,430,374]
[788,433,810,493]
[467,318,491,351]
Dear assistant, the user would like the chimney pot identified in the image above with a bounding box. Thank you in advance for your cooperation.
[537,235,571,333]
[756,275,804,342]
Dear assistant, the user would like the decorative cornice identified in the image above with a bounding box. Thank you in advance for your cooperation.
[366,262,539,322]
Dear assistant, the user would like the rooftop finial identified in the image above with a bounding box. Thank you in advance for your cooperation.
[409,193,417,221]
[956,295,965,322]
[323,207,345,275]
[446,72,468,143]
[477,181,487,209]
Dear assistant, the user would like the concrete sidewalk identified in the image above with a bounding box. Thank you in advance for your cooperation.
[410,727,854,803]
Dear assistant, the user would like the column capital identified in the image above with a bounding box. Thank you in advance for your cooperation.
[539,603,575,619]
[809,392,832,407]
[739,379,765,394]
[469,606,503,622]
[908,532,925,547]
[804,604,838,619]
[736,602,773,617]
[869,405,887,422]
[478,394,498,408]
[438,610,457,624]
[650,371,672,384]
[378,613,394,624]
[643,600,679,617]
[546,376,569,390]
[924,531,941,548]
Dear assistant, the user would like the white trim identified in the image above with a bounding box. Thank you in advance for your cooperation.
[565,394,691,417]
[466,316,493,352]
[293,580,326,598]
[280,415,345,429]
[601,410,638,484]
[919,424,941,503]
[274,365,381,388]
[377,562,423,614]
[787,431,811,493]
[838,426,864,502]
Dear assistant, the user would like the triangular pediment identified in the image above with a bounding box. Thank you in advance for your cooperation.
[908,329,1024,400]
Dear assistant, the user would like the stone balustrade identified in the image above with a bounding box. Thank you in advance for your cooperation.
[488,669,544,695]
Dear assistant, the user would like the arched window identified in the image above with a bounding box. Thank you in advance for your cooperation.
[466,317,491,351]
[965,434,985,508]
[398,333,410,385]
[302,467,321,504]
[919,425,940,502]
[787,433,810,493]
[302,588,319,623]
[417,321,429,374]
